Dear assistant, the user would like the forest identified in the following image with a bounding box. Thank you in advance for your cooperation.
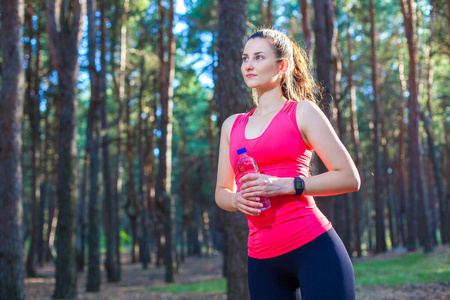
[0,0,449,299]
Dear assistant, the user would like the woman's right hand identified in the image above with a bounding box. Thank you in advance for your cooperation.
[233,192,263,216]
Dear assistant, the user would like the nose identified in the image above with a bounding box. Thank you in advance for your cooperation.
[244,61,254,71]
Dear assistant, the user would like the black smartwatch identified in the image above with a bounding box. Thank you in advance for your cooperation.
[293,177,305,196]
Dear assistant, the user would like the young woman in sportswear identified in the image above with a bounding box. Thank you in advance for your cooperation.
[215,29,361,300]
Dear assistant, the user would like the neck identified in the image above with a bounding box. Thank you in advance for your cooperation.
[255,85,286,114]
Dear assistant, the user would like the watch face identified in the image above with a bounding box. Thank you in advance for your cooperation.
[295,178,304,189]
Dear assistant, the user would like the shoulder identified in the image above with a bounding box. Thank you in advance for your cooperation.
[220,113,243,140]
[296,100,327,125]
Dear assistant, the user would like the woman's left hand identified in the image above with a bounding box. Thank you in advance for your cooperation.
[239,173,287,199]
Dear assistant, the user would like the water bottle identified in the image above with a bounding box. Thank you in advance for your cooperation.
[236,148,271,210]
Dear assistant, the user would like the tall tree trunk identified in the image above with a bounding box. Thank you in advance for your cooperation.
[0,0,25,298]
[312,0,336,221]
[421,10,446,244]
[347,20,363,256]
[400,0,433,252]
[25,2,40,277]
[32,0,45,268]
[86,0,102,292]
[97,0,120,282]
[396,44,408,247]
[299,0,314,61]
[267,0,273,26]
[217,0,251,298]
[157,0,177,283]
[259,0,266,26]
[137,37,150,268]
[369,0,386,253]
[77,148,88,272]
[46,0,85,297]
[125,74,139,263]
[112,0,129,272]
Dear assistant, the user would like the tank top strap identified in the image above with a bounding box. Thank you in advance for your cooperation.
[281,100,298,124]
[231,108,256,135]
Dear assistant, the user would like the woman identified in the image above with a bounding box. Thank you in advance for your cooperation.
[215,29,361,300]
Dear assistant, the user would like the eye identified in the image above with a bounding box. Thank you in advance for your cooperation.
[256,55,264,60]
[242,56,248,62]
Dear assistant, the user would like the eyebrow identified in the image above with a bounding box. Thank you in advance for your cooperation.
[242,51,265,56]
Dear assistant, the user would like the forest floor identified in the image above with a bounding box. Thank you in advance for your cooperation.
[25,245,450,300]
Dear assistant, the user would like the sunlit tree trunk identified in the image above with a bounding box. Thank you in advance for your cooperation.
[217,0,251,298]
[0,0,25,298]
[46,0,85,297]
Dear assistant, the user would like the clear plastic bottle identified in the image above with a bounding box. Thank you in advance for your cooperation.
[236,148,271,211]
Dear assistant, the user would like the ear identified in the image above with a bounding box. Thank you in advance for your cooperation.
[278,59,289,74]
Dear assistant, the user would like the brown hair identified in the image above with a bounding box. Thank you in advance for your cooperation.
[247,29,320,103]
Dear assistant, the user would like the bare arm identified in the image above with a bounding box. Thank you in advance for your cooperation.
[239,100,360,198]
[215,114,263,216]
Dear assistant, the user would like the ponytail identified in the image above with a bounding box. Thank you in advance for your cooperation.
[248,29,321,103]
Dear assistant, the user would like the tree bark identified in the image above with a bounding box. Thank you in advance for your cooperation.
[157,0,177,283]
[299,0,314,61]
[400,0,433,252]
[46,0,85,297]
[217,0,251,298]
[86,0,102,292]
[0,0,25,298]
[25,2,40,277]
[346,19,363,256]
[312,0,336,221]
[369,0,386,253]
[396,44,408,247]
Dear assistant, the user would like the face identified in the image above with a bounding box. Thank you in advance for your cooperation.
[241,38,285,90]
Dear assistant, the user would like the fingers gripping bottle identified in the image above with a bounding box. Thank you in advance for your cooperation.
[236,148,271,210]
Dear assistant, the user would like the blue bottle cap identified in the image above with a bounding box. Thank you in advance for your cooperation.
[237,148,247,155]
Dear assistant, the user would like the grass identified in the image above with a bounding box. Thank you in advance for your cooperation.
[354,249,450,286]
[147,278,226,294]
[146,248,450,294]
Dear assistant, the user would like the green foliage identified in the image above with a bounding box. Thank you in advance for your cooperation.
[354,250,450,285]
[146,278,226,293]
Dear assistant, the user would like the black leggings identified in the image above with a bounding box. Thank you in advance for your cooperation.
[247,228,355,300]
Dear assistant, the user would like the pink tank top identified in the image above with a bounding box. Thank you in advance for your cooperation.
[229,100,332,259]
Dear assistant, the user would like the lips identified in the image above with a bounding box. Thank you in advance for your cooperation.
[246,74,256,78]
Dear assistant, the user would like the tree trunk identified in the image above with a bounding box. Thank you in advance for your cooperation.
[46,0,85,298]
[400,0,433,253]
[346,20,363,256]
[396,45,408,247]
[25,2,40,277]
[86,0,102,292]
[77,148,88,272]
[369,0,386,253]
[312,0,336,221]
[422,11,446,244]
[267,0,273,26]
[217,0,251,298]
[125,73,139,263]
[300,0,314,61]
[157,0,177,283]
[259,0,266,26]
[0,0,25,298]
[137,40,150,268]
